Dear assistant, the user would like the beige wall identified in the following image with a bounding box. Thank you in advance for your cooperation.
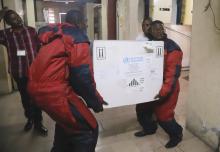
[149,0,193,25]
[117,0,129,40]
[150,0,173,23]
[117,0,143,40]
[101,0,108,40]
[128,0,143,39]
[4,0,23,17]
[182,0,193,25]
[0,23,12,94]
[187,0,220,148]
[3,0,15,11]
[86,3,95,40]
[26,0,35,27]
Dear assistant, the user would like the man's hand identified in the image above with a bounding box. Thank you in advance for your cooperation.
[154,94,166,100]
[154,93,168,105]
[103,101,108,106]
[92,101,108,113]
[154,94,161,100]
[93,105,103,113]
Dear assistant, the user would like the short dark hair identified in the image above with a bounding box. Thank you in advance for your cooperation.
[3,10,16,24]
[151,20,164,27]
[142,16,152,24]
[65,10,84,25]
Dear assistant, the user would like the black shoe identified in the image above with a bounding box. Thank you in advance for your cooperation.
[134,130,156,137]
[165,134,183,148]
[34,123,48,136]
[159,119,183,148]
[24,120,33,132]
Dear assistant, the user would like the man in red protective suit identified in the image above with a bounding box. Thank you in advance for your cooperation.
[134,20,183,148]
[28,10,106,152]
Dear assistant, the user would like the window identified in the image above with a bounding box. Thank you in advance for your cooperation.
[48,8,55,23]
[59,13,66,23]
[43,8,55,23]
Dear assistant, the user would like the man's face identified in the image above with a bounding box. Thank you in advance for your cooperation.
[6,12,23,28]
[151,23,165,40]
[142,20,151,35]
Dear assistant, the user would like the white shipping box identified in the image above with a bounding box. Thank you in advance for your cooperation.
[93,40,164,108]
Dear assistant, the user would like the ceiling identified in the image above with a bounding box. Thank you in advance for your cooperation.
[42,0,101,3]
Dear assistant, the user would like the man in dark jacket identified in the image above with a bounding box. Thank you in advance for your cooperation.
[28,10,106,152]
[134,20,183,148]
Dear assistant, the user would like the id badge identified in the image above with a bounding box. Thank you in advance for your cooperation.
[17,50,26,56]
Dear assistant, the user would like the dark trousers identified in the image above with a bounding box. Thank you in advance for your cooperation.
[136,101,158,132]
[14,77,42,123]
[51,124,99,152]
[136,101,182,134]
[136,83,182,137]
[136,82,180,128]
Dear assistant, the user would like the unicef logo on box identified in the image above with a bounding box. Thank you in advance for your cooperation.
[123,56,144,64]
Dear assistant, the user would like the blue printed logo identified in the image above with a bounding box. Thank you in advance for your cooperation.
[123,57,144,64]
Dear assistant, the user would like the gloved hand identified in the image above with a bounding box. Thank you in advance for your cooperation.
[92,101,108,113]
[154,94,161,100]
[93,105,103,113]
[154,94,167,103]
[103,101,109,106]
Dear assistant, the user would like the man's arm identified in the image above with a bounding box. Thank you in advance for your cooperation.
[159,50,183,97]
[68,42,104,113]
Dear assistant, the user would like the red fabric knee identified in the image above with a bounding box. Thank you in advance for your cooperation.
[155,86,180,121]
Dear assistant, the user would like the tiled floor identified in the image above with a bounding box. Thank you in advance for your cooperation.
[0,71,213,152]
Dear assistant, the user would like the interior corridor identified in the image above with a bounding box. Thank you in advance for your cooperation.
[0,71,213,152]
[0,0,218,151]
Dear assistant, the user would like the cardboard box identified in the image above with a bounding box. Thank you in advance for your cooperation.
[93,40,164,108]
